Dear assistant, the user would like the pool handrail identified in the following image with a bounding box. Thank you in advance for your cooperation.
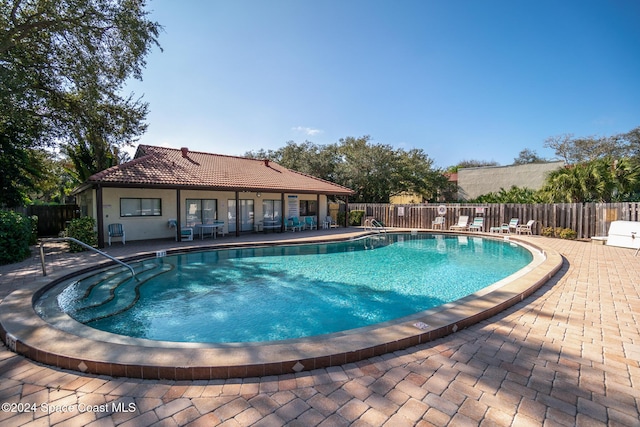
[364,218,387,233]
[39,237,138,280]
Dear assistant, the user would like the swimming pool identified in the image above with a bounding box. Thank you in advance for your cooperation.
[2,230,562,379]
[35,233,532,343]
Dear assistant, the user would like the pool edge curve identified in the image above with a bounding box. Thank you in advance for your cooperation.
[0,232,564,380]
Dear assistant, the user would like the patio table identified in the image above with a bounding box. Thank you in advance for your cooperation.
[196,222,224,239]
[262,220,281,232]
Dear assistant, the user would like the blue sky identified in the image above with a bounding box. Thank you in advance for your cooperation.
[125,0,640,168]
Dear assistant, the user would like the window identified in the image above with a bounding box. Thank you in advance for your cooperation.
[299,200,317,216]
[186,199,217,225]
[262,200,282,221]
[120,198,162,217]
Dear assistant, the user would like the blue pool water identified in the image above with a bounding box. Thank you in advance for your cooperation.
[36,234,532,343]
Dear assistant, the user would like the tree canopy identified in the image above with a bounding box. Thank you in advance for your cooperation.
[0,0,161,206]
[513,148,546,165]
[246,136,451,203]
[538,157,640,203]
[543,127,640,164]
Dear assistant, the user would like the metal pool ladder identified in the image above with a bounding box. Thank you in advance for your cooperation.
[364,218,387,233]
[39,237,137,280]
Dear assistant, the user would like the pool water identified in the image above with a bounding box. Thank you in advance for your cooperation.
[37,234,532,343]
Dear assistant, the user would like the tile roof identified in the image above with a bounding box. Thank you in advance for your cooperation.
[87,145,354,195]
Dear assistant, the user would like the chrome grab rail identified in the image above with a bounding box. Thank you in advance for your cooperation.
[364,218,387,233]
[39,237,137,280]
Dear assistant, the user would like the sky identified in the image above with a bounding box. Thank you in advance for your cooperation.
[124,0,640,168]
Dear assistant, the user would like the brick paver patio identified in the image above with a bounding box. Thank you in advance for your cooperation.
[0,232,639,426]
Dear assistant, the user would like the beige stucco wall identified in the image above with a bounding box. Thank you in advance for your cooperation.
[80,187,329,243]
[101,188,177,241]
[457,161,564,201]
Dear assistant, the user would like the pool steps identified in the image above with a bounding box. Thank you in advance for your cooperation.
[63,261,174,324]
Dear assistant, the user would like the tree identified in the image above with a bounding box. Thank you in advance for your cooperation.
[393,148,451,202]
[513,148,546,165]
[28,149,76,204]
[622,126,640,158]
[247,136,449,203]
[455,159,499,169]
[334,136,397,203]
[246,140,340,183]
[0,0,161,205]
[0,128,44,206]
[539,157,640,203]
[544,130,635,164]
[472,186,541,203]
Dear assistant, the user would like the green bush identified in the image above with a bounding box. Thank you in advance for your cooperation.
[66,217,97,252]
[0,211,33,265]
[337,211,345,227]
[541,226,554,237]
[349,210,365,226]
[29,215,38,245]
[558,228,577,240]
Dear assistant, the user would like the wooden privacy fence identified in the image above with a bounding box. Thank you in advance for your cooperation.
[13,205,80,237]
[348,203,640,239]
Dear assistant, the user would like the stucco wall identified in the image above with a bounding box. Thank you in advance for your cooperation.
[101,188,177,241]
[457,161,564,200]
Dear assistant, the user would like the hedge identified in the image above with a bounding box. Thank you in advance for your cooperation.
[0,211,34,265]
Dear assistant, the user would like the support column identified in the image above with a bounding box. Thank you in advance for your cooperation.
[280,193,286,232]
[176,189,182,240]
[96,185,105,248]
[235,191,240,237]
[316,194,320,231]
[345,195,349,227]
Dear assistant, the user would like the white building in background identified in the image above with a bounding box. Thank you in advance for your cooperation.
[456,161,565,201]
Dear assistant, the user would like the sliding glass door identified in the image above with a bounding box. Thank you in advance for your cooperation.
[227,199,254,232]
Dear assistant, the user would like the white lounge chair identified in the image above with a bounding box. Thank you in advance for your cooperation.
[432,216,445,229]
[491,218,518,234]
[449,215,469,231]
[468,217,484,233]
[516,220,535,235]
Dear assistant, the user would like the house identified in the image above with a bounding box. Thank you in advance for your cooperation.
[73,145,354,247]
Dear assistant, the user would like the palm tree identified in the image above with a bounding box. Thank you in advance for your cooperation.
[540,157,640,203]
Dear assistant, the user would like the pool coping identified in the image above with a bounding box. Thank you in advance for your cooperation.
[0,231,563,380]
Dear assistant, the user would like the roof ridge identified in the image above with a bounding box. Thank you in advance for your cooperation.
[140,145,271,164]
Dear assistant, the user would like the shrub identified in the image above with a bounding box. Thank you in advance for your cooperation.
[29,215,38,245]
[0,210,33,265]
[558,228,577,240]
[540,226,577,239]
[336,211,345,227]
[66,217,97,252]
[541,226,554,237]
[349,210,365,226]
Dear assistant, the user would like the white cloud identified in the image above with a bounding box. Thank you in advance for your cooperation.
[292,126,323,136]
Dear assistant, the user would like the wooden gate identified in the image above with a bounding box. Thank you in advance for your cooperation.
[15,205,81,237]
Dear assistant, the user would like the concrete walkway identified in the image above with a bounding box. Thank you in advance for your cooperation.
[0,232,639,426]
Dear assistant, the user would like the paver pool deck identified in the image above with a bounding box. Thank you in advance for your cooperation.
[0,229,638,426]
